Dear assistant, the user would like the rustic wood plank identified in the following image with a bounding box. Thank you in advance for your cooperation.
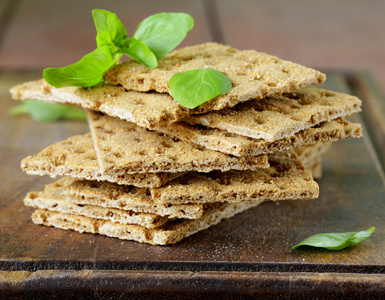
[346,72,385,172]
[0,0,211,69]
[1,71,384,276]
[1,270,385,298]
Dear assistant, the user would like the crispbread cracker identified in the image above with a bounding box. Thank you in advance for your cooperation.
[156,118,361,157]
[21,134,184,188]
[152,151,319,204]
[88,111,269,174]
[54,177,206,219]
[306,160,323,179]
[293,143,331,166]
[32,199,265,245]
[10,43,325,129]
[105,43,326,113]
[24,184,168,229]
[184,88,362,142]
[10,80,190,129]
[293,143,331,180]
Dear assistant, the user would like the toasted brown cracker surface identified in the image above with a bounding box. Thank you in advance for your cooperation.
[10,43,325,129]
[10,80,189,129]
[32,199,265,245]
[156,118,361,157]
[152,151,319,204]
[21,133,184,188]
[88,111,269,175]
[52,177,205,219]
[24,181,168,229]
[105,43,326,113]
[306,160,323,179]
[184,88,362,142]
[293,142,331,165]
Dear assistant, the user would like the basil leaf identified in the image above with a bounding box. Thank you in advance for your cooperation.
[43,46,120,88]
[169,68,232,109]
[133,12,194,58]
[10,100,86,122]
[292,227,375,250]
[121,37,158,69]
[92,9,128,53]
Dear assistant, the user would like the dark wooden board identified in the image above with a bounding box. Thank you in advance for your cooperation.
[0,70,384,298]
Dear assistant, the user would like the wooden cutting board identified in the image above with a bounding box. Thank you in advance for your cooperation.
[0,70,384,298]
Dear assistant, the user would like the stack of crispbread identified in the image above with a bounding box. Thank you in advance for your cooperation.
[11,43,362,245]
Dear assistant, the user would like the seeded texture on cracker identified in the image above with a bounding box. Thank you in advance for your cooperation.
[24,182,169,229]
[51,177,206,219]
[10,43,325,129]
[184,88,362,142]
[32,199,265,245]
[151,151,319,204]
[10,80,189,129]
[105,43,326,113]
[21,133,184,188]
[88,111,269,174]
[156,118,361,157]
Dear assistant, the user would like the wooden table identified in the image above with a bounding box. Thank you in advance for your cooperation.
[1,71,385,298]
[1,1,385,298]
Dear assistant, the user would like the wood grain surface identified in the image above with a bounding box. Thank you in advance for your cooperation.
[0,0,385,298]
[1,70,385,298]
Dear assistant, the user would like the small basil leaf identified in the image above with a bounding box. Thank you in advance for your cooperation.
[92,9,128,53]
[121,37,158,69]
[61,106,88,121]
[9,103,29,116]
[169,68,232,109]
[292,227,375,250]
[133,12,194,58]
[10,100,86,122]
[43,46,120,88]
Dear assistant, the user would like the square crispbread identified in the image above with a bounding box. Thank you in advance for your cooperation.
[54,177,206,219]
[151,151,319,205]
[21,133,184,188]
[104,43,326,114]
[88,111,269,175]
[10,80,191,130]
[306,159,323,179]
[184,88,362,142]
[293,142,331,166]
[31,199,265,245]
[10,44,325,130]
[156,118,361,157]
[24,181,168,229]
[293,143,331,179]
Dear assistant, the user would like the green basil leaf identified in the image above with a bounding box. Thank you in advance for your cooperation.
[10,100,86,122]
[121,37,158,69]
[292,227,375,250]
[169,68,232,109]
[43,46,120,88]
[133,12,194,58]
[92,9,128,53]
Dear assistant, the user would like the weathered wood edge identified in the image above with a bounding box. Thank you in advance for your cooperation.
[0,270,384,299]
[346,71,385,173]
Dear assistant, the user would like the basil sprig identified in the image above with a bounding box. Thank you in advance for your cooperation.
[41,9,231,109]
[169,68,232,109]
[10,100,86,122]
[43,10,194,88]
[292,227,375,250]
[133,12,194,58]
